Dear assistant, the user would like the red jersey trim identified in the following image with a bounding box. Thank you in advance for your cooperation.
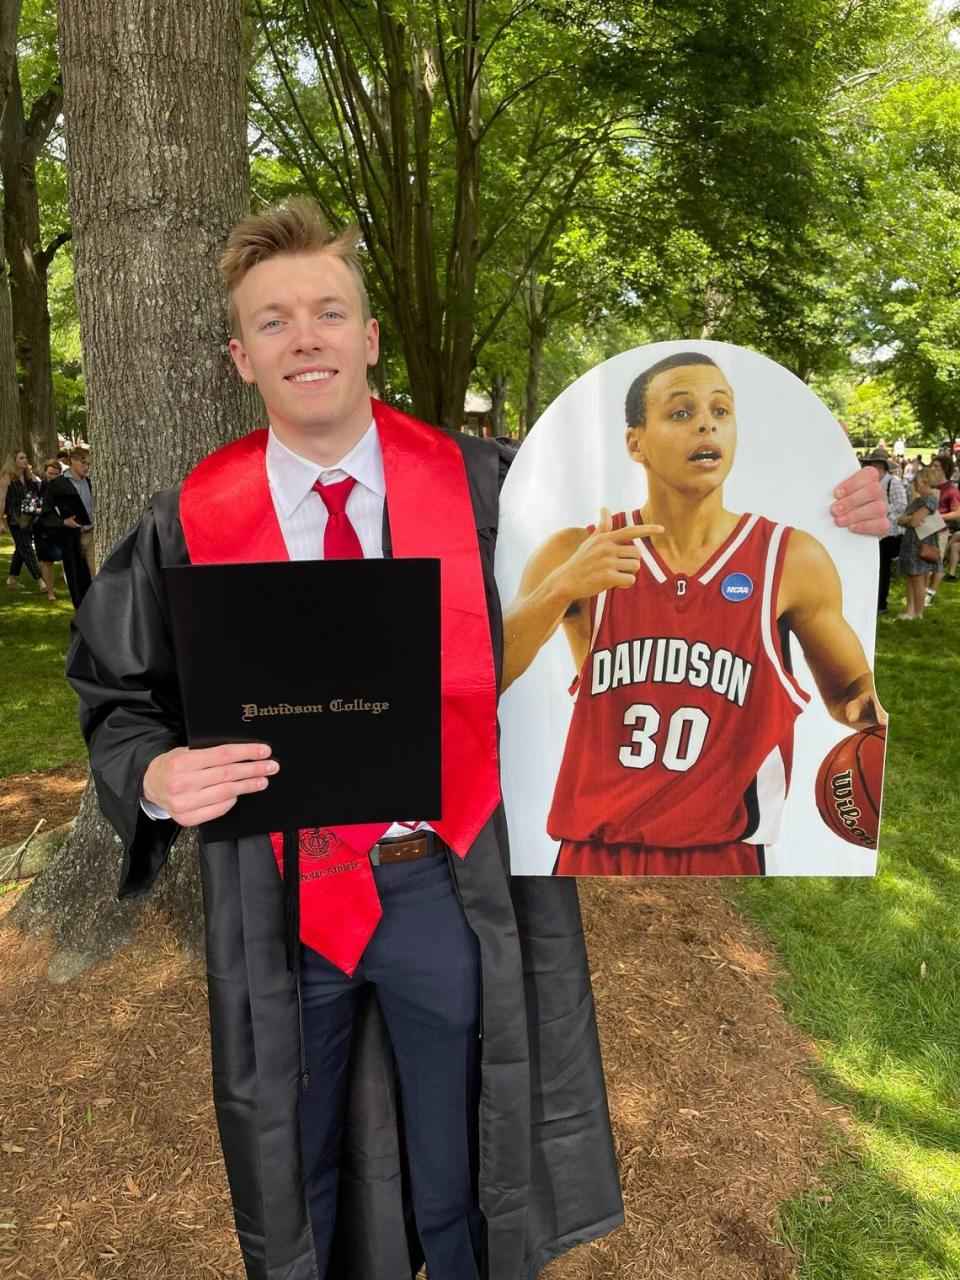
[761,524,809,709]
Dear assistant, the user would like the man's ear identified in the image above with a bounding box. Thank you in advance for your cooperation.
[229,336,256,385]
[365,318,380,367]
[626,426,645,462]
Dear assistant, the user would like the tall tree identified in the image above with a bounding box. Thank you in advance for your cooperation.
[0,0,67,461]
[11,0,255,975]
[249,0,620,429]
[0,0,24,460]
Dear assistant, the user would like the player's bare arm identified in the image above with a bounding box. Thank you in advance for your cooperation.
[501,509,662,693]
[778,530,886,729]
[832,465,887,535]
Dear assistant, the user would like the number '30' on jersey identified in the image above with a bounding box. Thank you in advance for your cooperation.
[546,512,810,849]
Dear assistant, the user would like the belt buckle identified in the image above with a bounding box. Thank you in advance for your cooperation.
[369,845,382,867]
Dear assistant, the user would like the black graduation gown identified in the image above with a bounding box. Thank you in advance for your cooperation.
[66,431,623,1280]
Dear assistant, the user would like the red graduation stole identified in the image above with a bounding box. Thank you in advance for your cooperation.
[179,400,500,973]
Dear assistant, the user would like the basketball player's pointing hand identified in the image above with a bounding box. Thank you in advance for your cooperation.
[550,507,663,602]
[500,508,662,692]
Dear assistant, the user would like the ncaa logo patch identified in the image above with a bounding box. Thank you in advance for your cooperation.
[721,571,753,602]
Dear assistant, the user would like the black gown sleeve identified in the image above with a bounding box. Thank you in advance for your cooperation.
[65,495,185,898]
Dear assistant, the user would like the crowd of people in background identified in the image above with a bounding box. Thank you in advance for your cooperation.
[1,442,96,610]
[863,446,960,620]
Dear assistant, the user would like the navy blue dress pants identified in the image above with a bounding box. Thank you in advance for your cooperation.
[299,852,483,1279]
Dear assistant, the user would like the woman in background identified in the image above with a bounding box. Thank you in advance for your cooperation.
[897,466,942,620]
[35,457,65,600]
[0,451,45,594]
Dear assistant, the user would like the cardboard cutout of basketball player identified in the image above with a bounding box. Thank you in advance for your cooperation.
[497,341,887,877]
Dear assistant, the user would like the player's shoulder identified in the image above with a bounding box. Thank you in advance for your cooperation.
[779,526,841,612]
[781,526,833,572]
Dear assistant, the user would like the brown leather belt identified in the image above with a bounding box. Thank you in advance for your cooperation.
[370,831,449,866]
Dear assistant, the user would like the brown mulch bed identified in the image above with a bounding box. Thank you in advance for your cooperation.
[0,764,88,848]
[0,771,842,1279]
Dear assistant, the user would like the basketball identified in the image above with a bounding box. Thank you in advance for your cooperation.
[815,725,886,849]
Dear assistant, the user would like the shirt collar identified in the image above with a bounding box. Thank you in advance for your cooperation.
[265,420,384,518]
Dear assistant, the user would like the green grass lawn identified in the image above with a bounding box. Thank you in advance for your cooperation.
[731,575,960,1280]
[0,532,85,774]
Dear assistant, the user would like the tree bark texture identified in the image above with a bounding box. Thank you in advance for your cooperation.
[11,0,253,969]
[58,0,255,550]
[0,242,20,460]
[0,0,60,461]
[489,370,506,436]
[521,263,554,436]
[0,0,23,461]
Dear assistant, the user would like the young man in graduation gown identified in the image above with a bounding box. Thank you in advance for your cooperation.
[65,202,625,1280]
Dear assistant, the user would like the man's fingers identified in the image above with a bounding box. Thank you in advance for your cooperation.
[190,776,271,808]
[834,498,886,527]
[175,797,242,828]
[172,776,271,826]
[834,466,874,499]
[833,495,885,519]
[168,761,277,800]
[846,517,890,537]
[188,742,273,766]
[596,506,613,533]
[207,759,279,787]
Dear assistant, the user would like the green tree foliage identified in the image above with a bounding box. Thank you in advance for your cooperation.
[247,0,629,429]
[860,73,960,443]
[16,0,960,442]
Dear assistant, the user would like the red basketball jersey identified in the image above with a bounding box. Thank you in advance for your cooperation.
[547,512,810,848]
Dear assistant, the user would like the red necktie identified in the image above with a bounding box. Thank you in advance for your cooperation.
[275,473,388,975]
[313,475,364,559]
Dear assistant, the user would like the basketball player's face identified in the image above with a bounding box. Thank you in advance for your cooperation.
[626,364,736,495]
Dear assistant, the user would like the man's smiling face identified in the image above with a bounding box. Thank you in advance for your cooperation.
[228,250,379,442]
[626,362,737,495]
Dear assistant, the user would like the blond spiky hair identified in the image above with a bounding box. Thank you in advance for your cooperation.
[219,199,370,335]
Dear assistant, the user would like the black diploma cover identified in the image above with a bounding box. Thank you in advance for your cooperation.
[164,560,441,840]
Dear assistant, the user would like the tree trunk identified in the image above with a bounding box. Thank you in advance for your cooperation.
[0,0,22,460]
[438,0,481,431]
[523,316,546,434]
[489,371,506,436]
[0,256,19,460]
[11,0,254,973]
[522,267,553,435]
[0,52,62,462]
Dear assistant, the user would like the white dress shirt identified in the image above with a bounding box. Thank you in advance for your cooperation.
[144,420,430,840]
[267,419,386,558]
